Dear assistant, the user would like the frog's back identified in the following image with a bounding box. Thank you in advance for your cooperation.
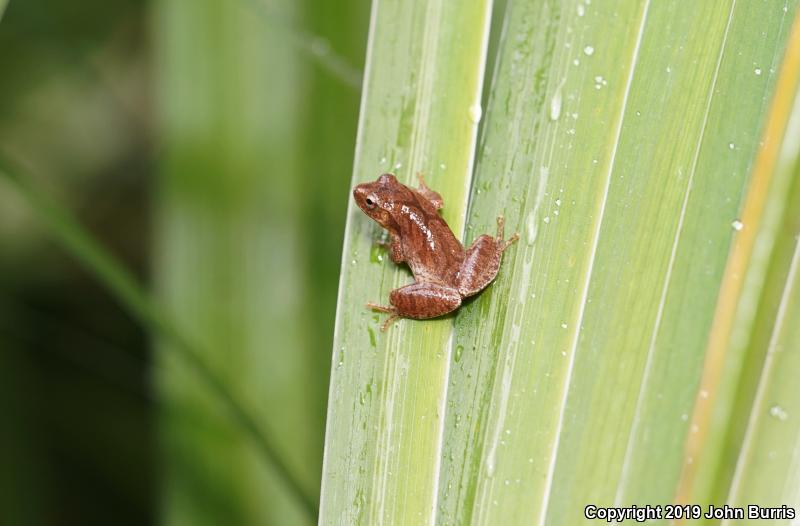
[399,191,464,285]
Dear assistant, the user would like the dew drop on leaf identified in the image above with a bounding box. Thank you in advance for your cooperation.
[550,82,564,121]
[468,103,482,123]
[769,405,789,421]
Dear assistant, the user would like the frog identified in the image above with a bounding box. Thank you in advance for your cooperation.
[353,172,519,331]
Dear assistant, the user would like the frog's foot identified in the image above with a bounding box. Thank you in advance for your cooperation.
[495,215,520,252]
[366,302,401,331]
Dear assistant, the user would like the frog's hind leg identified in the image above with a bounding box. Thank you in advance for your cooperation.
[457,215,519,297]
[390,282,461,319]
[368,282,461,331]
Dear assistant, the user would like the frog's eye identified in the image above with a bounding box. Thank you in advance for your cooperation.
[365,196,376,208]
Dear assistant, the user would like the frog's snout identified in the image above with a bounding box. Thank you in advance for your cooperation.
[353,184,366,200]
[353,184,376,215]
[353,184,368,207]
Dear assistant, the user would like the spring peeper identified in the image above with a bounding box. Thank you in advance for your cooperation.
[353,173,518,331]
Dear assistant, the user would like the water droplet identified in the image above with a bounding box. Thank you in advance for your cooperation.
[666,66,672,73]
[728,142,735,150]
[732,220,744,231]
[681,413,689,421]
[370,245,384,264]
[469,103,483,123]
[440,163,447,170]
[352,489,366,517]
[337,347,345,367]
[555,199,562,207]
[561,322,568,329]
[583,45,595,56]
[577,4,585,16]
[486,454,496,477]
[550,81,564,121]
[379,156,387,165]
[755,67,762,75]
[454,344,464,363]
[593,75,608,90]
[543,216,551,224]
[769,405,789,421]
[526,211,537,245]
[573,58,580,66]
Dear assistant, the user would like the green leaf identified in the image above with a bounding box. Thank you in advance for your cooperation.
[324,0,800,523]
[320,0,493,523]
[679,17,800,514]
[440,1,798,523]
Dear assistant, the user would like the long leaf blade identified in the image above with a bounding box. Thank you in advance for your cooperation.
[679,10,800,515]
[438,0,798,523]
[320,0,493,523]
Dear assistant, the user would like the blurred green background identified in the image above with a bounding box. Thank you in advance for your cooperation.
[0,0,368,524]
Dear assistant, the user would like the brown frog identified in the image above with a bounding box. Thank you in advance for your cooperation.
[353,173,519,331]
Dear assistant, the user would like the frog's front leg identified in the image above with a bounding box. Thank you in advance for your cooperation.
[457,215,519,297]
[367,281,461,331]
[376,233,404,263]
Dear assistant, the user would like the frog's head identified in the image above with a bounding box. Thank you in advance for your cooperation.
[353,173,406,230]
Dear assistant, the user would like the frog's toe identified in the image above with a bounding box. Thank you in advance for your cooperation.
[501,232,520,252]
[380,314,401,332]
[366,302,395,314]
